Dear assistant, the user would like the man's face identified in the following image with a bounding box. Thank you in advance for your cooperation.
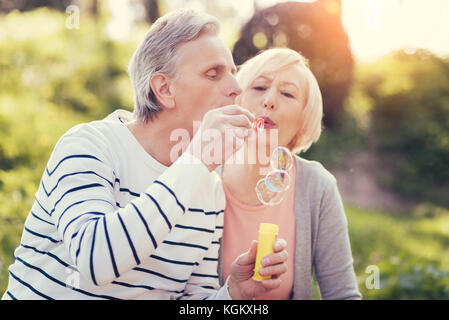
[169,32,242,133]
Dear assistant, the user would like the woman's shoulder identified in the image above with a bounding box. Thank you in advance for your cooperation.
[293,154,337,188]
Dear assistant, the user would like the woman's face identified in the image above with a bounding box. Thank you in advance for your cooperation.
[239,65,306,149]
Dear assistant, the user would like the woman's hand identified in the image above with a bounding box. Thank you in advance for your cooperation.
[227,238,288,300]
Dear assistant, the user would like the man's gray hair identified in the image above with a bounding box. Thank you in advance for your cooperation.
[128,9,220,123]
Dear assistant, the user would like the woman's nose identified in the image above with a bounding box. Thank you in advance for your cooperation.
[264,102,276,110]
[263,95,277,110]
[263,89,277,110]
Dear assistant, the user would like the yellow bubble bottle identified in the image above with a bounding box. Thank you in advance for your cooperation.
[253,223,279,281]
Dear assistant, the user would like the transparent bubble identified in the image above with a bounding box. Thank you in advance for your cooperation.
[270,146,293,172]
[255,178,287,206]
[255,146,294,206]
[252,118,265,132]
[265,170,290,193]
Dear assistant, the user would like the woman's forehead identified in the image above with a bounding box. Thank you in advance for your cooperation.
[254,66,307,88]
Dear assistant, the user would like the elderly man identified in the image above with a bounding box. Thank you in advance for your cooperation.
[2,9,287,300]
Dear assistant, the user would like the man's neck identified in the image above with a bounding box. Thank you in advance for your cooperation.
[125,113,185,167]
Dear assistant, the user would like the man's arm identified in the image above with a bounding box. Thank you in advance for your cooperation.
[177,213,229,300]
[42,125,219,286]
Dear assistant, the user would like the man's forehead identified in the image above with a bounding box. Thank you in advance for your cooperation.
[176,34,236,71]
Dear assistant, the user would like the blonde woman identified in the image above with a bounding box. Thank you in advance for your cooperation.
[219,48,362,300]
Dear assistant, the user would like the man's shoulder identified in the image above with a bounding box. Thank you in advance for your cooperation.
[58,110,129,149]
[48,110,129,167]
[55,122,111,155]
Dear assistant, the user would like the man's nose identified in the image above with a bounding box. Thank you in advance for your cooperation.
[227,75,242,98]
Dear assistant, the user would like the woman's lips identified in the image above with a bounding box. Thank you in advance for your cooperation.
[260,116,277,128]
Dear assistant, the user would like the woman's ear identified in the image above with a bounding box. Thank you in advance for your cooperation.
[149,73,176,109]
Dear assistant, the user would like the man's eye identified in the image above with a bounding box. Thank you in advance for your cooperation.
[206,70,218,79]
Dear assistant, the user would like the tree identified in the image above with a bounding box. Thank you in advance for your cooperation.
[142,0,160,23]
[232,0,354,129]
[0,0,73,13]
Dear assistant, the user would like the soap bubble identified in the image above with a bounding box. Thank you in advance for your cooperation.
[255,146,294,206]
[252,118,265,132]
[255,177,287,205]
[270,146,293,172]
[265,170,290,193]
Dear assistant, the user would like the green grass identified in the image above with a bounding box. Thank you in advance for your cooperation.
[2,203,449,298]
[311,205,449,299]
[345,205,449,299]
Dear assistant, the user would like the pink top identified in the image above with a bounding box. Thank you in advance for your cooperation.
[221,163,297,300]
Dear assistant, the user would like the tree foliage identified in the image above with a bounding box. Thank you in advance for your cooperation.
[355,50,449,207]
[232,0,354,129]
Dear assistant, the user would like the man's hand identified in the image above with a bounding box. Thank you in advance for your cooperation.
[227,238,288,300]
[186,105,255,171]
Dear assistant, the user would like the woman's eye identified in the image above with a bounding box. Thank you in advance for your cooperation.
[253,86,267,91]
[282,92,295,98]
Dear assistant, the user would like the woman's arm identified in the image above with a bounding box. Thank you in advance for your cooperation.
[313,177,362,300]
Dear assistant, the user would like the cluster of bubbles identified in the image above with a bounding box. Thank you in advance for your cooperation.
[255,146,293,206]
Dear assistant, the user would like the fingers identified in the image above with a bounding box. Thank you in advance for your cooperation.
[256,238,288,281]
[273,238,287,253]
[220,105,256,122]
[258,262,287,278]
[225,114,253,129]
[248,240,258,263]
[259,238,287,267]
[235,240,258,266]
[261,278,282,290]
[261,249,288,267]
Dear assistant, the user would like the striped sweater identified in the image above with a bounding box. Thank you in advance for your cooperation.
[2,109,229,300]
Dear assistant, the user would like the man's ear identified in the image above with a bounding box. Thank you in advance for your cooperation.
[149,73,175,109]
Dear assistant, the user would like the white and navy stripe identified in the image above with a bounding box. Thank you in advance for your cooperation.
[2,111,227,300]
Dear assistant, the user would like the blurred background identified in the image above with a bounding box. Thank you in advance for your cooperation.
[0,0,448,299]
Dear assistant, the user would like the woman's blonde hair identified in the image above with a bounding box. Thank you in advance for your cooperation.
[236,48,323,155]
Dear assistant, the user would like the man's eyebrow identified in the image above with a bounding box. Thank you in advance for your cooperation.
[205,64,237,75]
[205,64,224,71]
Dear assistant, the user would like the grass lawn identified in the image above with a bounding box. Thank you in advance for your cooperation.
[2,204,449,298]
[313,205,449,299]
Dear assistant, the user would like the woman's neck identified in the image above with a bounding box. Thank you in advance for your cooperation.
[222,143,273,206]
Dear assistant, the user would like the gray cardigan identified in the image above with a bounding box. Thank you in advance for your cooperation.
[217,155,362,300]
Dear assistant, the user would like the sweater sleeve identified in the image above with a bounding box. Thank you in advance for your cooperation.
[313,176,362,300]
[40,125,218,286]
[177,212,227,300]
